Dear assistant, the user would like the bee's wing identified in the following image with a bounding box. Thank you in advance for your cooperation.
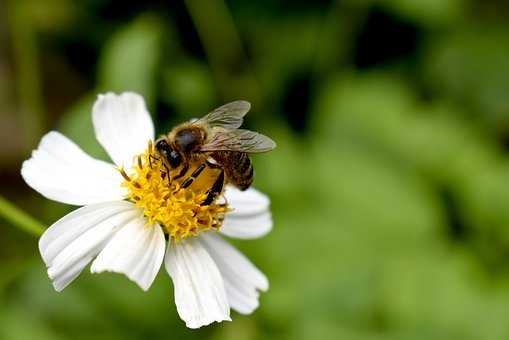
[199,129,276,153]
[195,100,251,130]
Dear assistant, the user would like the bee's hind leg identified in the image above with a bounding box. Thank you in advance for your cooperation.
[201,170,225,206]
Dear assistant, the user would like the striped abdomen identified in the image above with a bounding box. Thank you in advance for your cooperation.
[211,151,253,191]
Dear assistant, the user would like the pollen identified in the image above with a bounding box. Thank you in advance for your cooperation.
[119,142,228,241]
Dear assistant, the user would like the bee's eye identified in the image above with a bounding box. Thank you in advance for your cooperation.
[155,139,182,168]
[168,149,182,168]
[155,139,167,150]
[155,140,170,156]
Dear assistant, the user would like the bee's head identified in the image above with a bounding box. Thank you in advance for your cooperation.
[155,138,182,168]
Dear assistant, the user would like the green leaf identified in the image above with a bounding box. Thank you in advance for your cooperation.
[58,94,108,160]
[381,0,467,27]
[161,60,216,119]
[423,26,509,133]
[97,14,164,108]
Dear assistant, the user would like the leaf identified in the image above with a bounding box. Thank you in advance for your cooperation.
[161,60,216,119]
[97,14,164,108]
[58,94,108,160]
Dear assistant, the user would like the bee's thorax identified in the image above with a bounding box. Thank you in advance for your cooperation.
[173,125,207,154]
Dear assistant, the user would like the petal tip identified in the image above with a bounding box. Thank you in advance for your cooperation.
[52,283,65,293]
[185,315,232,329]
[259,277,270,292]
[90,266,154,292]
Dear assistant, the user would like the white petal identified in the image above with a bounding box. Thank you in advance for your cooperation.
[39,201,140,292]
[90,219,165,291]
[92,92,154,168]
[21,131,126,205]
[224,186,270,216]
[200,233,268,315]
[165,238,230,329]
[221,186,272,239]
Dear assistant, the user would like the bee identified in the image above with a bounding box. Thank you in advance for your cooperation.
[154,101,276,205]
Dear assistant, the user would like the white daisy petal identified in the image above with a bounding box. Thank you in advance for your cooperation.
[221,213,272,240]
[21,131,126,206]
[224,186,270,216]
[200,233,268,315]
[92,92,155,168]
[39,201,140,292]
[90,218,165,291]
[165,238,231,329]
[221,186,272,239]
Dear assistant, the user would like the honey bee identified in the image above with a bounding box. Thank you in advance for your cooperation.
[154,101,276,205]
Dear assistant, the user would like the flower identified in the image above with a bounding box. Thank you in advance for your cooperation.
[21,92,272,329]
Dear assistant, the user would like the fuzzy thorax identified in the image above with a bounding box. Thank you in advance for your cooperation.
[119,142,228,241]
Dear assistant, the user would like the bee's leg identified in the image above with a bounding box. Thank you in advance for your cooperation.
[148,154,171,181]
[173,163,190,180]
[201,170,225,206]
[181,163,206,188]
[157,162,171,182]
[148,154,159,169]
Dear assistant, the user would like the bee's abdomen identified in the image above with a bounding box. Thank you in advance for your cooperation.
[212,151,253,191]
[234,152,253,190]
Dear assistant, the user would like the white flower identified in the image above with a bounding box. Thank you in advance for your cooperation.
[21,92,272,329]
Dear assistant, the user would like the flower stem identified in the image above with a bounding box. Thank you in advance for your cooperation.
[0,195,44,237]
[6,0,45,149]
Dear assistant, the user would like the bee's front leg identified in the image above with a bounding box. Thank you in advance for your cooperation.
[148,154,159,169]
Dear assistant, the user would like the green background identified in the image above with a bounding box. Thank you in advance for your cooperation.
[2,0,509,339]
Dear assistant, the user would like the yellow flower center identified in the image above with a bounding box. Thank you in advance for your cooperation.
[119,142,228,241]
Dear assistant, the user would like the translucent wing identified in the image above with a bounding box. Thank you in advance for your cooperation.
[195,100,251,130]
[199,129,276,153]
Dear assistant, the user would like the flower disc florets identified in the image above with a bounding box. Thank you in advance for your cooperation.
[120,142,228,241]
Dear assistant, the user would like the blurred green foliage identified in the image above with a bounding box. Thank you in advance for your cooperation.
[2,0,509,339]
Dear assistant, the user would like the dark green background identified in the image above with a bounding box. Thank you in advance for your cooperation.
[2,0,509,339]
